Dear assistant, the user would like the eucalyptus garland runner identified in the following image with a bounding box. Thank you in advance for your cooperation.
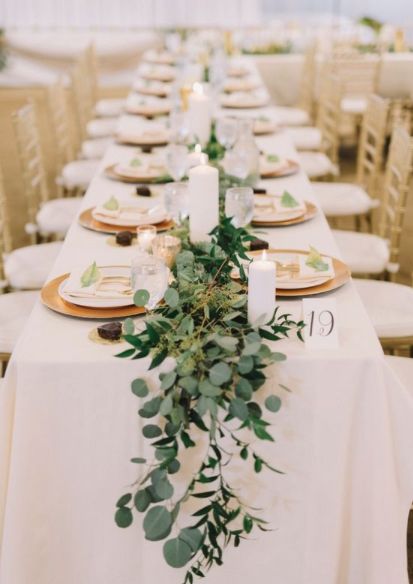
[115,218,304,582]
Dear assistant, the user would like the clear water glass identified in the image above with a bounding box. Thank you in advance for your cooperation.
[168,110,190,144]
[131,255,169,310]
[164,181,189,224]
[166,143,188,181]
[225,187,254,228]
[216,117,238,150]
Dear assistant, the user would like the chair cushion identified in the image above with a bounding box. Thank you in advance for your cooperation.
[61,160,99,190]
[298,152,335,179]
[312,182,374,216]
[0,290,38,354]
[95,98,125,118]
[286,127,322,151]
[4,241,62,290]
[86,118,118,138]
[385,357,413,392]
[355,279,413,339]
[36,198,81,236]
[341,96,368,116]
[333,230,389,275]
[81,137,112,160]
[273,107,310,127]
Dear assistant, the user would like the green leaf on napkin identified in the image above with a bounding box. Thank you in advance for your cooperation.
[130,157,142,167]
[80,261,101,288]
[280,191,299,208]
[305,246,329,272]
[258,115,270,122]
[103,196,119,211]
[266,153,279,163]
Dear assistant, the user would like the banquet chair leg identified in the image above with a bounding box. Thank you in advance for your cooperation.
[0,353,10,376]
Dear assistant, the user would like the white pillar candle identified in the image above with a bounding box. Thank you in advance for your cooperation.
[248,251,276,325]
[188,84,212,146]
[188,163,219,243]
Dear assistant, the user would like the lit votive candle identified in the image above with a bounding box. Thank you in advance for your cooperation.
[136,224,157,251]
[152,234,182,268]
[248,250,276,325]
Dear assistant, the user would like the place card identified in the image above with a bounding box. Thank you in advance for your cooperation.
[302,298,339,350]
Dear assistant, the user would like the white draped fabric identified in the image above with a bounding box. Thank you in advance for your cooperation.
[1,57,413,584]
[0,0,262,28]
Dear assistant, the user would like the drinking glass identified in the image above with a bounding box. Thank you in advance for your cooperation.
[131,255,169,310]
[136,224,157,251]
[164,181,190,224]
[166,144,188,181]
[152,235,182,268]
[225,187,254,227]
[216,117,238,150]
[168,110,190,144]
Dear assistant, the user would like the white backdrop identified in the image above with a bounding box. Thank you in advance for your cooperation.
[0,0,262,28]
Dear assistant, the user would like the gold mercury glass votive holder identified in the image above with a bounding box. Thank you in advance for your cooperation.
[152,234,182,268]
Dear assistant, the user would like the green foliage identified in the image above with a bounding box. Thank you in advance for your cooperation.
[115,216,304,582]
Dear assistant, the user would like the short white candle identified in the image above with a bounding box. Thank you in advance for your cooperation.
[248,251,276,325]
[188,162,219,243]
[137,225,157,251]
[188,84,212,146]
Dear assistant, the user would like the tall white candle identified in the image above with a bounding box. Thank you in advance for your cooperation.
[188,84,212,146]
[248,251,276,325]
[188,162,219,243]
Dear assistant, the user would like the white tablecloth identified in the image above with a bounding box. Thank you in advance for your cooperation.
[1,58,413,584]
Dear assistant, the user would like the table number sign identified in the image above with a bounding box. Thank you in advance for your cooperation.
[302,298,339,350]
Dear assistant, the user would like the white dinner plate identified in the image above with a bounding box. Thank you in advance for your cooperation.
[59,265,134,308]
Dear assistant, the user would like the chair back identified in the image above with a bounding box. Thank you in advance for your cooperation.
[356,94,389,197]
[12,102,50,232]
[316,74,342,168]
[297,43,317,120]
[325,52,381,100]
[48,79,74,170]
[379,126,413,274]
[0,165,13,285]
[70,54,94,141]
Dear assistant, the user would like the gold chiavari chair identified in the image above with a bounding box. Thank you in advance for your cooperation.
[13,101,81,238]
[85,44,125,119]
[0,164,47,371]
[297,74,341,181]
[333,125,413,279]
[311,95,389,225]
[48,79,100,195]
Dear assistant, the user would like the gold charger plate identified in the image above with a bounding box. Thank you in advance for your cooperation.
[222,98,268,109]
[79,207,174,235]
[116,134,169,147]
[41,273,145,319]
[248,248,351,297]
[260,159,300,179]
[252,201,317,227]
[135,86,170,98]
[104,164,168,184]
[125,105,171,117]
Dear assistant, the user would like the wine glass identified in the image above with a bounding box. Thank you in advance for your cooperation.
[216,117,238,150]
[165,144,188,181]
[225,187,254,227]
[164,181,190,224]
[131,255,169,310]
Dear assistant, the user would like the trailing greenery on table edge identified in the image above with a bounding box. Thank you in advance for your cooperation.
[114,214,304,583]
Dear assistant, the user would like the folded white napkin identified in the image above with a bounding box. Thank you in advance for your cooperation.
[260,156,290,175]
[254,195,306,218]
[298,254,335,280]
[94,204,166,226]
[64,267,132,299]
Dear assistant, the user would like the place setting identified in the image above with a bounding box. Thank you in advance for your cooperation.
[221,90,269,109]
[259,152,300,178]
[125,94,171,118]
[132,78,172,98]
[104,152,171,184]
[138,64,176,83]
[252,190,317,226]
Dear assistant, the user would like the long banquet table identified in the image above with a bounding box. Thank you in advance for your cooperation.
[1,57,413,584]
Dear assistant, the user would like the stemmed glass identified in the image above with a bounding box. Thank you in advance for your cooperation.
[164,181,190,224]
[131,255,169,311]
[216,117,238,151]
[165,144,188,181]
[168,110,190,144]
[225,187,254,227]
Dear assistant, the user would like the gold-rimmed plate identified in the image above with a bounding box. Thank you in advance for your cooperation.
[125,104,171,117]
[235,249,351,297]
[253,119,279,136]
[116,133,169,147]
[260,159,300,178]
[221,96,269,109]
[104,164,170,184]
[41,273,145,319]
[79,208,174,234]
[252,201,317,227]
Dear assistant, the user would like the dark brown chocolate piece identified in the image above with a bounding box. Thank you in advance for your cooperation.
[253,187,267,194]
[249,237,269,251]
[97,322,123,341]
[141,145,153,154]
[136,185,151,197]
[115,231,134,246]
